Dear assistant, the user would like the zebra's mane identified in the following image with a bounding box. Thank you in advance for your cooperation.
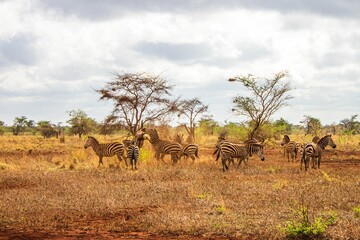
[88,136,99,144]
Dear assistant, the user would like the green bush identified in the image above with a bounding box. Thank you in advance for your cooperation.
[354,206,360,218]
[279,206,337,238]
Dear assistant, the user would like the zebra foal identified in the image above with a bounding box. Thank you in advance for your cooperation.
[84,136,126,167]
[301,134,336,171]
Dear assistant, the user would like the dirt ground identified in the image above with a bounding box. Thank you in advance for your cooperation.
[0,143,360,239]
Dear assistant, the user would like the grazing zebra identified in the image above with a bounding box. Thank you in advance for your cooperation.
[127,140,140,170]
[217,141,265,172]
[142,128,184,165]
[84,136,126,167]
[301,134,337,171]
[280,135,299,162]
[173,133,199,163]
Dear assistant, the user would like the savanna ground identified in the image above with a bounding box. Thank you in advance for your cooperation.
[0,134,360,239]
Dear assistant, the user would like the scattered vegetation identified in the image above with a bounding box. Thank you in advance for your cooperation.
[0,134,359,239]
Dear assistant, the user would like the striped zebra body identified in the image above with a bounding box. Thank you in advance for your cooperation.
[281,135,299,162]
[127,140,140,170]
[84,136,126,167]
[144,129,183,165]
[301,134,337,171]
[173,134,199,163]
[218,141,265,172]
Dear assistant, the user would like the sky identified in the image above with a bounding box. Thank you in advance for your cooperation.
[0,0,359,126]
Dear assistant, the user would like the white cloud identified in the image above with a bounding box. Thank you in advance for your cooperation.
[0,0,359,126]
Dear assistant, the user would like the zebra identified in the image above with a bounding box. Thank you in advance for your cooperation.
[301,134,337,171]
[217,141,265,172]
[172,133,199,163]
[141,128,184,165]
[84,136,126,167]
[280,135,299,162]
[127,140,140,170]
[298,136,319,160]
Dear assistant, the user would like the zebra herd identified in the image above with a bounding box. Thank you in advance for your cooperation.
[281,134,337,171]
[83,128,337,172]
[83,128,198,170]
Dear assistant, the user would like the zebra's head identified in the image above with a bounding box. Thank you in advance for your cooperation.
[280,135,290,146]
[250,143,265,161]
[257,145,265,161]
[325,134,337,149]
[84,136,97,149]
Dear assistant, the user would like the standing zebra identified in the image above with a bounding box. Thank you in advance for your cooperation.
[84,136,126,167]
[127,140,140,170]
[217,141,265,172]
[173,133,199,163]
[141,128,184,165]
[281,135,299,162]
[301,134,337,171]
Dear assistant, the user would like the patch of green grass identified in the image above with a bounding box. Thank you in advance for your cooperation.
[353,206,360,218]
[279,205,337,238]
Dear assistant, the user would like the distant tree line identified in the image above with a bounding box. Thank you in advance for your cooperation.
[1,71,358,140]
[1,113,359,140]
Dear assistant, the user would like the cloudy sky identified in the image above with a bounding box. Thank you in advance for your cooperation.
[1,0,359,126]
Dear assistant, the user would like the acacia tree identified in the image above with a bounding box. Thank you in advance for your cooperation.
[229,71,292,140]
[96,72,179,136]
[177,98,208,142]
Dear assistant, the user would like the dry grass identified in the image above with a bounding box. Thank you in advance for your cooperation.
[0,135,360,239]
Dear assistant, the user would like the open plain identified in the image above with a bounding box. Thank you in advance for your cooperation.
[0,135,359,239]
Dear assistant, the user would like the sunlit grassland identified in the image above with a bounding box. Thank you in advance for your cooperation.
[0,134,359,239]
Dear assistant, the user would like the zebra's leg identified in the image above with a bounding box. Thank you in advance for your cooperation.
[236,158,241,169]
[317,155,321,169]
[134,158,138,170]
[221,157,227,172]
[305,157,309,171]
[287,151,290,162]
[117,154,128,167]
[244,157,249,172]
[160,153,167,164]
[311,157,316,169]
[98,156,103,168]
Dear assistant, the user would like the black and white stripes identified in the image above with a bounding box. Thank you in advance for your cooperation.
[127,140,140,170]
[215,139,265,172]
[301,134,336,171]
[281,135,299,162]
[143,128,184,165]
[84,136,126,167]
